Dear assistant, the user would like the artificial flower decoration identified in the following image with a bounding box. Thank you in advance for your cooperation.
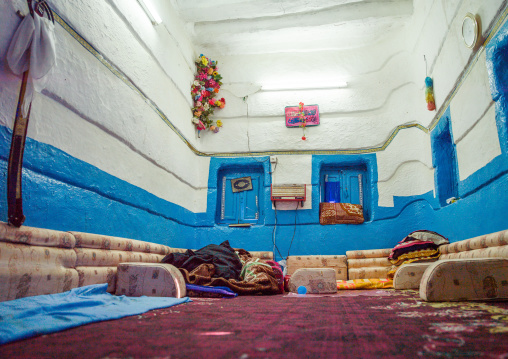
[191,54,226,134]
[299,101,307,140]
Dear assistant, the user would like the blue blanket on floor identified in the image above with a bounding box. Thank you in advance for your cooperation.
[0,284,191,345]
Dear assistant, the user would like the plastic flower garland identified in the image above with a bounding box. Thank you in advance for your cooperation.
[299,101,307,140]
[191,54,226,134]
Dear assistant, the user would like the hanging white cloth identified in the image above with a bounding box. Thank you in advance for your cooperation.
[7,10,56,116]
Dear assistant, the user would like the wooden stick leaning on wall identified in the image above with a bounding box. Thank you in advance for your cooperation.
[7,1,55,227]
[7,70,31,227]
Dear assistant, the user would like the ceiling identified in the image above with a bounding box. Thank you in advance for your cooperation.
[171,0,414,56]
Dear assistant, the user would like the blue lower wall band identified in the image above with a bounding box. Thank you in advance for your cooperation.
[1,122,507,257]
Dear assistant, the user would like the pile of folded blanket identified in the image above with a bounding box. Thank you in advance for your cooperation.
[387,230,449,278]
[161,240,282,296]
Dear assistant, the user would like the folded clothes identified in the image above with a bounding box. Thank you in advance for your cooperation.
[162,240,243,280]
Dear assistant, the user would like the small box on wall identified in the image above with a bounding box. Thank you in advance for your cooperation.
[285,105,320,127]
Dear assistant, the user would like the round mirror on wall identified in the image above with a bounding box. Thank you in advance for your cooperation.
[462,13,480,49]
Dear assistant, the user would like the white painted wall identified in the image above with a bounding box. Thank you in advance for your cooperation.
[450,53,501,181]
[428,0,504,183]
[0,0,504,217]
[377,128,434,207]
[0,0,210,213]
[376,0,506,207]
[455,105,501,181]
[270,155,312,210]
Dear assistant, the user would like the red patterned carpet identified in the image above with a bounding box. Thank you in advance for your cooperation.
[1,290,508,358]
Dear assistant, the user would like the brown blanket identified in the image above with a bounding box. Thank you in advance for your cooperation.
[178,250,280,295]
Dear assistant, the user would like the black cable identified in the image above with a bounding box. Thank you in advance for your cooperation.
[286,202,299,260]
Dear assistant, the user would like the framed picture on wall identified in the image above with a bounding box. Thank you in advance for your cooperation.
[285,104,320,127]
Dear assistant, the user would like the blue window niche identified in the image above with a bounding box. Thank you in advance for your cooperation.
[431,112,459,207]
[320,164,369,220]
[217,166,264,225]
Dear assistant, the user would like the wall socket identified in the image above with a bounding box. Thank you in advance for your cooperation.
[270,156,278,164]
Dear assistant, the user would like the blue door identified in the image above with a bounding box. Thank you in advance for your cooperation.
[218,172,262,224]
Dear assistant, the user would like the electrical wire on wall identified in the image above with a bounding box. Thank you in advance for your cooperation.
[272,201,300,272]
[242,95,290,265]
[244,96,269,164]
[286,202,299,260]
[272,202,284,260]
[241,94,284,260]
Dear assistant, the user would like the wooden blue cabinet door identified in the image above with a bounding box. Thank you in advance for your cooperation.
[219,173,261,224]
[342,170,363,206]
[220,176,238,223]
[241,176,260,222]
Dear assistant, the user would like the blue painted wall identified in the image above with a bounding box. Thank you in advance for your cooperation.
[1,14,507,258]
[2,110,506,260]
[0,126,196,249]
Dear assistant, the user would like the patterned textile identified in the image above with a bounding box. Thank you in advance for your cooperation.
[387,250,439,279]
[287,254,347,280]
[284,275,291,292]
[162,240,243,281]
[389,230,448,262]
[70,231,172,255]
[288,268,337,294]
[420,258,508,301]
[0,221,75,248]
[265,260,284,293]
[387,230,446,278]
[440,229,508,254]
[246,251,273,260]
[0,242,78,302]
[0,266,78,302]
[404,230,449,245]
[76,266,117,293]
[440,244,508,260]
[337,278,393,290]
[392,263,432,290]
[389,248,440,267]
[75,248,164,267]
[346,248,392,259]
[319,203,364,225]
[388,241,440,265]
[349,267,392,279]
[116,263,187,298]
[347,257,391,268]
[177,250,280,295]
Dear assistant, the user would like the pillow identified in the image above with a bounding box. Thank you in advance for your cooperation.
[401,230,449,246]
